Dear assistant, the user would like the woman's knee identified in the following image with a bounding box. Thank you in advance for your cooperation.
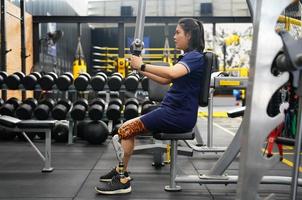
[118,123,138,140]
[118,118,147,139]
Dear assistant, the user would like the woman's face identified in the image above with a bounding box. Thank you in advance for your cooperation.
[174,24,190,51]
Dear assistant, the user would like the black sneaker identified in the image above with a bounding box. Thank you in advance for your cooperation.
[95,175,131,194]
[99,168,132,182]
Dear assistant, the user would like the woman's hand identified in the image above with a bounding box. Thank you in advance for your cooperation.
[130,55,143,70]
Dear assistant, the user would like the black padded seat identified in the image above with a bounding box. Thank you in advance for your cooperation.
[17,120,57,129]
[0,115,21,128]
[153,131,195,140]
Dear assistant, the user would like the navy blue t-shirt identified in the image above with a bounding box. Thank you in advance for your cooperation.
[140,50,205,133]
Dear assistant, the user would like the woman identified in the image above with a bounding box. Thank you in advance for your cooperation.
[95,18,206,195]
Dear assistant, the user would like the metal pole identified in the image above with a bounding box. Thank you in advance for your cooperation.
[223,43,226,72]
[134,0,146,41]
[290,73,302,199]
[68,120,74,145]
[163,23,170,62]
[207,88,214,147]
[32,22,39,68]
[43,129,53,172]
[118,22,125,58]
[32,22,40,100]
[1,0,7,100]
[1,0,7,71]
[77,23,82,66]
[20,0,26,73]
[77,23,81,38]
[130,0,146,57]
[20,0,26,100]
[246,0,256,19]
[213,23,216,36]
[170,140,177,188]
[164,23,169,38]
[22,132,45,161]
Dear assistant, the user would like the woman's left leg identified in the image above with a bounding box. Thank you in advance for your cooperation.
[118,117,148,170]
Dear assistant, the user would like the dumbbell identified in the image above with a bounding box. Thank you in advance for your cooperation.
[141,76,149,91]
[0,97,21,116]
[141,99,157,115]
[16,95,38,140]
[52,121,69,143]
[22,72,42,90]
[84,120,109,145]
[110,92,119,99]
[0,71,8,87]
[51,99,72,120]
[125,72,140,91]
[34,98,56,120]
[76,120,87,139]
[88,98,106,121]
[124,98,139,120]
[15,98,38,119]
[56,72,74,91]
[74,73,91,91]
[108,72,123,91]
[91,72,107,91]
[38,72,58,90]
[106,98,123,121]
[0,98,4,107]
[6,72,25,89]
[70,98,88,121]
[97,92,107,100]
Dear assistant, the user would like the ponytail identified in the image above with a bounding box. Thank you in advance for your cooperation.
[195,20,205,52]
[178,18,205,53]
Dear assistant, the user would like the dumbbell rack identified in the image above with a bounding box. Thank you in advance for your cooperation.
[0,71,151,145]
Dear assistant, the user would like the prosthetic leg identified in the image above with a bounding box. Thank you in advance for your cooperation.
[112,134,126,178]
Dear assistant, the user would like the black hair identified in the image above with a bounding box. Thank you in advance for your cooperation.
[178,18,205,53]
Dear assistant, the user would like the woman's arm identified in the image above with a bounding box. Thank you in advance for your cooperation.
[139,71,172,85]
[130,56,188,80]
[142,63,188,80]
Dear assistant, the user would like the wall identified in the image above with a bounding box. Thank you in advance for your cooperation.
[66,0,88,16]
[92,25,174,49]
[11,0,92,75]
[87,0,250,17]
[5,0,33,99]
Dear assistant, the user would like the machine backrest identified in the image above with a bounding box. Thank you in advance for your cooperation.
[148,52,217,105]
[199,52,217,107]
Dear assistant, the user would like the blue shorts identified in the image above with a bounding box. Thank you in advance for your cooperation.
[140,106,195,133]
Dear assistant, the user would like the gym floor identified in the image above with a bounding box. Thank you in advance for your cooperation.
[0,97,301,200]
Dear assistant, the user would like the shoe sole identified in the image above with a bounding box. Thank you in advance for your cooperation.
[99,177,133,182]
[99,178,111,182]
[95,186,132,194]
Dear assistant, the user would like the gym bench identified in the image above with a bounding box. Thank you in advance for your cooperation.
[0,115,57,172]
